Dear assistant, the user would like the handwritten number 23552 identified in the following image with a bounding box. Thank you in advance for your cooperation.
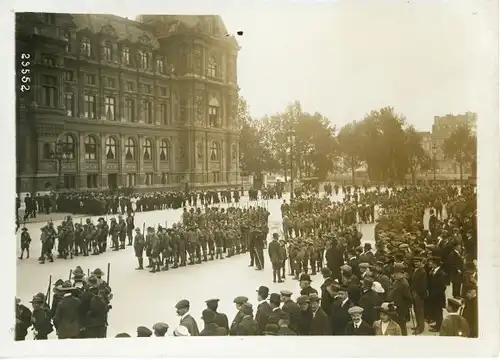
[20,54,31,92]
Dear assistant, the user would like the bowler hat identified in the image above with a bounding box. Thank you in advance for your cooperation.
[256,286,269,296]
[175,299,190,309]
[299,274,311,282]
[269,293,281,305]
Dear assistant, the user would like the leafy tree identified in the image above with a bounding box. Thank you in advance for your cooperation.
[337,122,364,184]
[404,126,429,184]
[443,125,477,183]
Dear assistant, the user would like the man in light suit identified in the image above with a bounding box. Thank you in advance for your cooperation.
[175,299,199,336]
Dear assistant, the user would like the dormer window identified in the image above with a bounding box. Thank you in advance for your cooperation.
[103,41,112,61]
[122,46,130,65]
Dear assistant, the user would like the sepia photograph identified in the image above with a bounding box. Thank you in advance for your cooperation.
[3,0,499,359]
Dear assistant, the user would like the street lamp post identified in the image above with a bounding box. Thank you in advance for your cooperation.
[287,132,296,200]
[49,140,69,189]
[432,144,437,182]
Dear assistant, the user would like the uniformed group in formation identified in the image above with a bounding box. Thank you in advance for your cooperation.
[15,266,112,340]
[132,205,270,272]
[19,212,138,262]
[269,183,477,337]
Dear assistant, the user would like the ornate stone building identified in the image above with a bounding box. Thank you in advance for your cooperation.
[15,13,240,192]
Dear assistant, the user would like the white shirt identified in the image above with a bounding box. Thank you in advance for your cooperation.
[432,266,440,275]
[341,298,349,307]
[272,307,280,312]
[258,300,267,306]
[353,321,362,328]
[381,320,389,335]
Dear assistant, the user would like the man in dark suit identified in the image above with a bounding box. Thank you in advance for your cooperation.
[200,309,227,336]
[446,243,464,298]
[229,296,248,335]
[411,257,428,335]
[205,298,229,332]
[320,268,335,316]
[358,277,381,326]
[296,295,312,335]
[255,286,272,334]
[427,257,447,332]
[428,209,438,236]
[387,263,412,336]
[235,303,260,335]
[329,285,353,335]
[53,281,82,339]
[280,290,301,334]
[268,293,282,325]
[359,243,375,265]
[344,306,374,335]
[309,294,331,335]
[325,239,344,281]
[268,233,285,283]
[175,299,199,336]
[347,250,361,279]
[461,287,478,337]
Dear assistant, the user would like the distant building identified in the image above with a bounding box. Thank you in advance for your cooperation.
[431,112,476,176]
[417,131,432,155]
[16,13,240,193]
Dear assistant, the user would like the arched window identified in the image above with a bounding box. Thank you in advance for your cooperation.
[160,140,171,161]
[143,138,152,160]
[125,137,136,161]
[62,134,75,159]
[231,144,237,161]
[105,137,117,160]
[84,135,97,160]
[210,141,220,162]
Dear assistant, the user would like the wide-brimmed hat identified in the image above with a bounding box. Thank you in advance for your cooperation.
[56,280,75,291]
[375,302,398,317]
[92,268,104,277]
[30,294,44,304]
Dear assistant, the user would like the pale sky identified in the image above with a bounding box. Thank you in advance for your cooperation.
[113,0,496,131]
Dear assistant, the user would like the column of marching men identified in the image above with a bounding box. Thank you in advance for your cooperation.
[15,183,478,339]
[16,188,243,230]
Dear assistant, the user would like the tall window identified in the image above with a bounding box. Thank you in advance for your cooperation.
[143,139,152,160]
[106,78,116,88]
[208,106,218,127]
[141,84,152,94]
[161,172,169,185]
[43,56,56,66]
[84,94,96,119]
[104,96,116,121]
[125,137,136,161]
[61,134,76,160]
[103,41,112,61]
[105,137,117,160]
[159,103,169,125]
[142,100,152,124]
[126,81,135,91]
[193,50,201,74]
[160,140,171,161]
[64,93,74,116]
[84,136,97,160]
[124,98,135,122]
[210,141,220,161]
[122,46,130,65]
[41,75,57,108]
[65,71,74,81]
[86,173,98,188]
[208,56,218,77]
[139,50,149,69]
[81,37,91,57]
[156,57,164,73]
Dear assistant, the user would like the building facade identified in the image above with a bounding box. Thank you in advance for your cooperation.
[431,112,476,176]
[16,13,240,193]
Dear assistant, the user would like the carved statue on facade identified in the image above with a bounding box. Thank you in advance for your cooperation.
[195,93,204,125]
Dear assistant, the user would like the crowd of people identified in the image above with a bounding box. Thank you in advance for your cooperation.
[15,182,478,339]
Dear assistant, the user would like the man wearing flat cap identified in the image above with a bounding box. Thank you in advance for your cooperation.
[235,302,259,335]
[205,298,229,332]
[280,290,301,334]
[387,263,412,336]
[439,298,470,337]
[137,326,152,337]
[308,294,331,335]
[229,296,249,335]
[152,322,169,337]
[345,306,374,335]
[200,309,227,336]
[175,299,199,336]
[255,286,272,334]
